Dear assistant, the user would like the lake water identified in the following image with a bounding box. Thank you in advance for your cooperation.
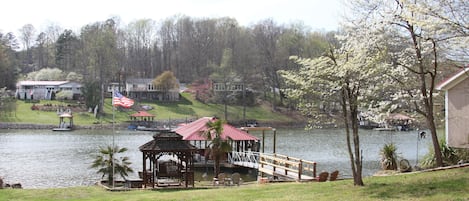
[0,128,431,189]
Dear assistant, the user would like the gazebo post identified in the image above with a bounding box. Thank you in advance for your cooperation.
[142,153,146,188]
[262,130,265,153]
[152,155,156,188]
[273,128,276,154]
[184,154,188,188]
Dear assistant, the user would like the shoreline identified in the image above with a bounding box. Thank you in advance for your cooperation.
[0,122,128,130]
[0,120,310,130]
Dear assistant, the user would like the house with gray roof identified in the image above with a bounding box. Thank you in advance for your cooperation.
[16,81,82,100]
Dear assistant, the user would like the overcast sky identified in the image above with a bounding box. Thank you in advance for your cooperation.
[0,0,345,35]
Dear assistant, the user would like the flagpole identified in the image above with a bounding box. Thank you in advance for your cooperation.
[109,90,133,189]
[112,89,115,189]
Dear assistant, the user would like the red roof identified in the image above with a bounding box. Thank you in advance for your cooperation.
[130,111,155,117]
[59,113,73,118]
[387,113,413,120]
[174,117,259,141]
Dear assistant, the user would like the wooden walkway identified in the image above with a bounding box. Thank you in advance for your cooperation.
[228,152,317,182]
[228,151,259,169]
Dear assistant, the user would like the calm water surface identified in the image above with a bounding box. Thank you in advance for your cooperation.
[0,128,430,188]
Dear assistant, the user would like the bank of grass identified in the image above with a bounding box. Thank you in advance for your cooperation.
[0,93,295,126]
[1,167,468,201]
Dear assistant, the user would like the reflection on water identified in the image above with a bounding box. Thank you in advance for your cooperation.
[0,128,430,188]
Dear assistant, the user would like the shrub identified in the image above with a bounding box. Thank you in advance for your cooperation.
[56,91,73,100]
[380,143,398,170]
[421,138,462,168]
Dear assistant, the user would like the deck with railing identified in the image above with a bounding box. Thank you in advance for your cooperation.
[228,151,316,182]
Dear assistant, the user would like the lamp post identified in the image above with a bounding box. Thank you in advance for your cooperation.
[416,131,425,167]
[416,131,419,167]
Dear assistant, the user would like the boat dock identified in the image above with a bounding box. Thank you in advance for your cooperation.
[228,151,317,182]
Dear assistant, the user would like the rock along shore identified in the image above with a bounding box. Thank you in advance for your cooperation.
[0,122,128,130]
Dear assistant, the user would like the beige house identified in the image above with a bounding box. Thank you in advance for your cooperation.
[125,78,180,101]
[436,67,469,148]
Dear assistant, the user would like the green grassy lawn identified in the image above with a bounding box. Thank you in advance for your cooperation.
[0,93,295,126]
[1,167,468,201]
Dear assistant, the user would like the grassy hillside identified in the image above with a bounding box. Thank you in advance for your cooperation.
[1,167,468,201]
[0,92,297,126]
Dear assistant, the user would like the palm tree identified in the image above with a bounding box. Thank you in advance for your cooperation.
[202,118,232,177]
[90,145,133,185]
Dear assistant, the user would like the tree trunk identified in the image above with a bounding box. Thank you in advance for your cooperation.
[349,88,364,186]
[408,24,443,167]
[242,81,246,122]
[426,105,443,166]
[341,88,357,185]
[99,61,105,115]
[341,86,364,186]
[224,100,228,121]
[214,151,221,177]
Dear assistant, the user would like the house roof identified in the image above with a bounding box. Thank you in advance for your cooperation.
[59,82,82,87]
[126,78,154,84]
[17,81,70,86]
[130,111,155,117]
[59,113,73,118]
[387,113,413,120]
[436,67,469,91]
[174,117,259,141]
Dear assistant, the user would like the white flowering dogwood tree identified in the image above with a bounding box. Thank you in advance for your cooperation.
[280,0,467,184]
[279,22,394,185]
[345,0,468,167]
[401,0,468,61]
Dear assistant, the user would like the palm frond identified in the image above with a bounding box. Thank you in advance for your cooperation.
[89,144,133,184]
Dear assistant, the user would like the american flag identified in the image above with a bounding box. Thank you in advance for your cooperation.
[113,90,134,108]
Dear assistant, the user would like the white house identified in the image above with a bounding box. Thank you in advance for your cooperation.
[16,81,82,100]
[212,82,244,92]
[436,66,469,148]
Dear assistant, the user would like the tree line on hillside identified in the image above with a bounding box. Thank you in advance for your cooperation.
[0,16,333,113]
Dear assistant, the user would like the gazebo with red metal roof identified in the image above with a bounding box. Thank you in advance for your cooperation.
[386,113,414,131]
[128,111,156,130]
[174,117,260,155]
[130,111,155,121]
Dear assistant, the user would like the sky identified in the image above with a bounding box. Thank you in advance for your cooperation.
[0,0,345,35]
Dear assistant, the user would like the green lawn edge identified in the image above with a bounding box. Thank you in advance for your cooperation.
[0,92,297,126]
[1,167,468,201]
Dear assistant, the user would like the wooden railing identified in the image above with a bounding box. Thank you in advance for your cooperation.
[228,151,259,168]
[259,153,316,181]
[227,151,317,181]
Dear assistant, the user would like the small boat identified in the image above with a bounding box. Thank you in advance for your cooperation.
[52,113,74,131]
[373,127,396,131]
[136,126,170,132]
[52,127,73,131]
[128,124,138,130]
